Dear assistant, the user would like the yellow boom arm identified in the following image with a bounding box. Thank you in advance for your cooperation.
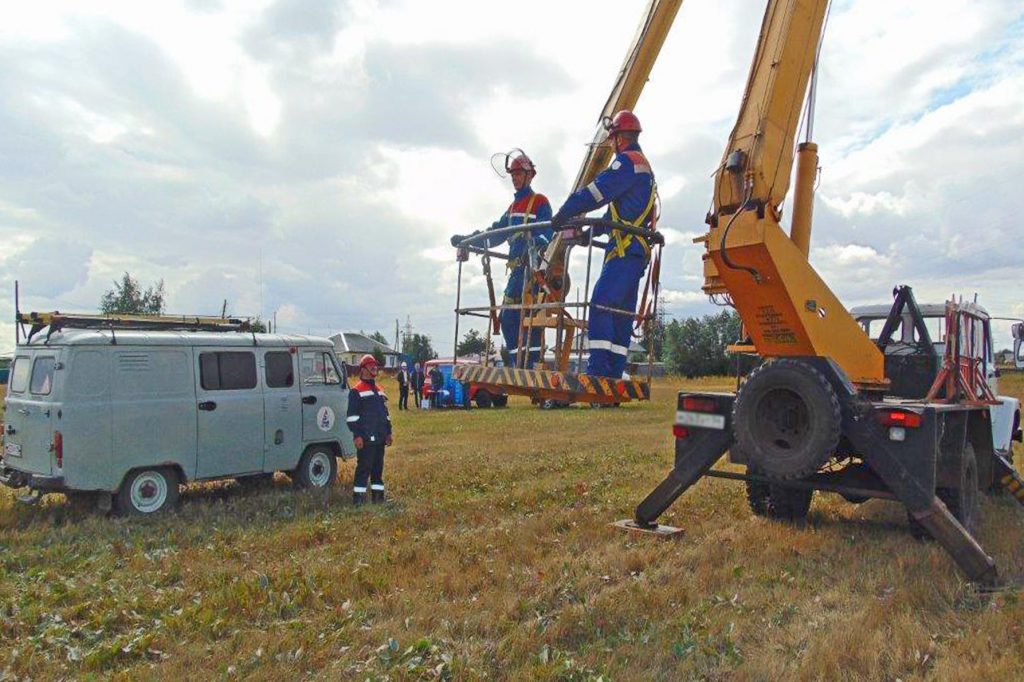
[702,0,885,387]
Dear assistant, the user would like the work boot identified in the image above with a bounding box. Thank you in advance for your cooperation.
[352,492,367,506]
[371,490,385,504]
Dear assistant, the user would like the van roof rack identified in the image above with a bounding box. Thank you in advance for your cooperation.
[17,311,252,344]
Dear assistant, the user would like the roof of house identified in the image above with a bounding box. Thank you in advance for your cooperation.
[328,332,399,356]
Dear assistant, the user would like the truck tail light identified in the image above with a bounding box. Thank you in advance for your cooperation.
[681,396,717,413]
[672,425,691,439]
[877,410,922,428]
[53,431,63,469]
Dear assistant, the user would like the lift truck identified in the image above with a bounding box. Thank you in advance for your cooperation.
[616,0,1024,585]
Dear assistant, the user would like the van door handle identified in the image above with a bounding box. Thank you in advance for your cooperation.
[302,396,317,405]
[198,401,217,411]
[4,425,14,436]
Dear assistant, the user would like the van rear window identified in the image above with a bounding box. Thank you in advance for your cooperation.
[9,356,30,393]
[200,352,257,391]
[30,357,56,395]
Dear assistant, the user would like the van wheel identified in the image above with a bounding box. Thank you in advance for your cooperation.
[118,468,179,515]
[493,394,508,408]
[475,390,493,409]
[294,446,338,490]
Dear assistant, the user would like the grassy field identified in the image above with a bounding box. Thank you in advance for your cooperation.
[1,375,1022,680]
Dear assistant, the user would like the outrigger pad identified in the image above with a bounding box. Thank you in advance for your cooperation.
[611,519,685,538]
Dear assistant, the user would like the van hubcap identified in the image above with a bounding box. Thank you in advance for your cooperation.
[309,453,331,487]
[131,472,168,512]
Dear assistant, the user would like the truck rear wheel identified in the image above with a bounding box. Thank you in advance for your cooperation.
[938,442,980,534]
[117,467,179,515]
[733,359,841,481]
[745,466,813,521]
[293,446,338,490]
[475,390,493,408]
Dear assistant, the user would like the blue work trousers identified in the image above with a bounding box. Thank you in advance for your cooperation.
[586,254,647,378]
[501,302,543,368]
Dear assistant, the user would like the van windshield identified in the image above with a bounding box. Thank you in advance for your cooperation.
[30,357,56,395]
[9,356,30,393]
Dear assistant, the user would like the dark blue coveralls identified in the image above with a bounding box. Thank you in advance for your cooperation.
[485,187,553,368]
[346,379,392,500]
[551,144,656,378]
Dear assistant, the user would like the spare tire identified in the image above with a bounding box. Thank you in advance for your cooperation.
[733,359,841,481]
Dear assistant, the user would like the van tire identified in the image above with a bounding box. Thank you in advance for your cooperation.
[475,390,493,409]
[117,468,179,515]
[294,446,338,490]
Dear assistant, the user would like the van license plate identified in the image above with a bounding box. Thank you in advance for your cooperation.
[675,410,725,430]
[4,443,21,458]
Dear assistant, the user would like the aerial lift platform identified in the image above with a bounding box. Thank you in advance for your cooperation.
[447,0,682,406]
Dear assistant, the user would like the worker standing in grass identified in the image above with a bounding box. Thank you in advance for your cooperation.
[481,151,553,368]
[412,361,425,408]
[396,361,410,410]
[347,354,392,505]
[550,110,657,379]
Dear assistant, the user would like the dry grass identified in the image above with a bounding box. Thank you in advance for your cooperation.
[0,374,1022,680]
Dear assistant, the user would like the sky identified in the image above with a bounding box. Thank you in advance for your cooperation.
[1,0,1022,355]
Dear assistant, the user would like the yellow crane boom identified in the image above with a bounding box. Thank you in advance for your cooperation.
[702,0,886,387]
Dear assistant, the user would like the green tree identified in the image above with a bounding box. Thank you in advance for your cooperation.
[249,318,268,333]
[664,310,742,377]
[367,331,390,347]
[456,329,488,357]
[100,273,166,315]
[402,333,437,366]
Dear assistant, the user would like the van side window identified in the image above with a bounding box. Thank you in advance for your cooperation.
[200,352,257,391]
[9,356,30,393]
[300,351,342,386]
[265,352,294,388]
[30,357,56,395]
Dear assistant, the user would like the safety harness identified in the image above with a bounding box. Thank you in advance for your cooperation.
[506,193,538,271]
[606,177,658,263]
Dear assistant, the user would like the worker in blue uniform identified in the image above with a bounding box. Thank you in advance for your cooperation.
[482,152,553,368]
[550,110,657,379]
[346,354,393,505]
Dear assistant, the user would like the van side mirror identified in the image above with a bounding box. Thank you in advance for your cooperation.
[1013,323,1023,340]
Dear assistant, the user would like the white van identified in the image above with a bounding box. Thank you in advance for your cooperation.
[1,326,356,514]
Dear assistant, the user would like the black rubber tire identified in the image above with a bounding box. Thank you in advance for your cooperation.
[493,394,509,408]
[745,468,771,517]
[293,446,338,490]
[475,390,493,409]
[937,442,980,534]
[767,484,813,521]
[733,359,841,481]
[117,468,179,515]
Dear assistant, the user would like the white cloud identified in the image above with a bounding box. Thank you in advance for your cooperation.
[1,0,1022,357]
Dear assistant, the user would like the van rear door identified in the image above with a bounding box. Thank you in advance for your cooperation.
[298,349,355,455]
[3,352,59,477]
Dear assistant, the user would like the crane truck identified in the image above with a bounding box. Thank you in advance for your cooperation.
[615,0,1024,585]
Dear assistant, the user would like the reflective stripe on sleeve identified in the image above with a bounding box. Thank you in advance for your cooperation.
[359,390,376,397]
[587,182,603,201]
[346,415,360,422]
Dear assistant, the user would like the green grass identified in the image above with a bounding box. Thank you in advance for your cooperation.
[0,375,1022,680]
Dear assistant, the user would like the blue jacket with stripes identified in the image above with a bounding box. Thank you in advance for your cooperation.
[346,380,392,444]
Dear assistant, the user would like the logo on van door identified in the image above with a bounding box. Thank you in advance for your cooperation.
[316,406,336,432]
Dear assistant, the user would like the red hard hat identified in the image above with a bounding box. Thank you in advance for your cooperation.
[508,153,535,174]
[358,354,379,369]
[607,110,642,135]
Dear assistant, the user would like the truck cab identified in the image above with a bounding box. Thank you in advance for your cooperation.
[852,301,1021,458]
